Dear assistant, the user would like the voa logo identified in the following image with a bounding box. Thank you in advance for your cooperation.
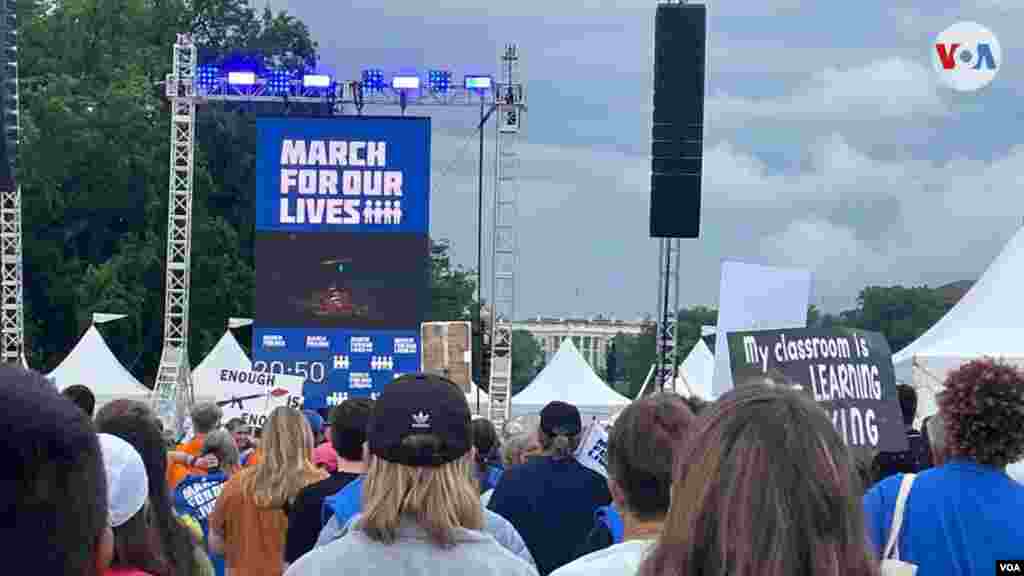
[933,21,1000,92]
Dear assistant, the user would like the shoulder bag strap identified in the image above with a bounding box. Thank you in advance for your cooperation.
[883,473,916,560]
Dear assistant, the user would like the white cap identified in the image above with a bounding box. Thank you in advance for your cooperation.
[98,433,149,528]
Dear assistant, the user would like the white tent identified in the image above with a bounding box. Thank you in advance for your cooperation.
[675,340,714,400]
[893,227,1024,423]
[47,325,150,405]
[191,330,252,401]
[513,338,631,420]
[465,380,490,415]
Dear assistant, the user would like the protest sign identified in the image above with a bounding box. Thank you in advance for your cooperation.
[728,327,908,452]
[213,368,304,427]
[575,420,610,479]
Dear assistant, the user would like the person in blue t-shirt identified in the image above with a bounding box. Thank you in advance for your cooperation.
[864,358,1024,576]
[174,429,238,576]
[487,401,612,576]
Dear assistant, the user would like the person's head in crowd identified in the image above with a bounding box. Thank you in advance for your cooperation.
[897,383,917,428]
[538,401,583,460]
[361,373,482,547]
[244,406,322,508]
[95,400,202,576]
[926,412,949,467]
[939,358,1024,469]
[3,366,112,576]
[225,418,253,450]
[681,394,707,415]
[304,409,325,444]
[201,429,240,474]
[330,397,374,465]
[607,393,694,533]
[471,416,502,469]
[63,384,97,417]
[190,402,223,435]
[500,433,534,468]
[99,433,163,574]
[640,385,877,576]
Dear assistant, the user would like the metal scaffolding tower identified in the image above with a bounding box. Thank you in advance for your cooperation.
[153,34,198,434]
[1,0,25,368]
[654,238,681,391]
[156,34,526,436]
[487,44,525,429]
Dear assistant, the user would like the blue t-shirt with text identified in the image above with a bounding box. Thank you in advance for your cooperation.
[174,471,228,576]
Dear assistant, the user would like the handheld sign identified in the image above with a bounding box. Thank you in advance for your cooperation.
[575,420,610,479]
[214,368,304,428]
[727,327,908,453]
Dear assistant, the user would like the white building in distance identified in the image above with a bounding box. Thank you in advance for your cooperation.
[512,316,652,375]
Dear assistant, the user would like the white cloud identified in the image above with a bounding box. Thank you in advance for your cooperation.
[709,58,949,130]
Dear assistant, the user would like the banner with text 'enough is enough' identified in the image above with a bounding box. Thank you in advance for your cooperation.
[213,368,304,428]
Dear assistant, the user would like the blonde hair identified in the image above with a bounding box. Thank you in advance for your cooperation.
[241,406,323,509]
[360,434,484,548]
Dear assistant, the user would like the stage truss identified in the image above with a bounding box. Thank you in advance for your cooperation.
[154,34,525,435]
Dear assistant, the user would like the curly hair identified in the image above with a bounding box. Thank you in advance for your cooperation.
[938,358,1024,468]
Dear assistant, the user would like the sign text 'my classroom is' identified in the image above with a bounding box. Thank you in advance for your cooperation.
[277,139,404,225]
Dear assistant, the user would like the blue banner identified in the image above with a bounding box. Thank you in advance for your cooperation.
[253,328,421,408]
[256,116,430,234]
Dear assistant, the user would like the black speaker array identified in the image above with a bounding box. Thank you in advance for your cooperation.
[650,3,707,239]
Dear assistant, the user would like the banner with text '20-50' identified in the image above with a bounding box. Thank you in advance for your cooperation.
[256,116,430,234]
[254,116,430,408]
[727,327,908,453]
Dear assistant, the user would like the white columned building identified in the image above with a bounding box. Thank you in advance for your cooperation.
[512,316,651,376]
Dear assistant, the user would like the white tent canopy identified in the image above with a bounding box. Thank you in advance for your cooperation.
[675,339,714,400]
[465,380,490,415]
[47,325,149,403]
[893,226,1024,422]
[191,330,252,401]
[513,338,630,419]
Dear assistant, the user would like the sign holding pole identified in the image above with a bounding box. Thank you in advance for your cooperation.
[727,327,907,452]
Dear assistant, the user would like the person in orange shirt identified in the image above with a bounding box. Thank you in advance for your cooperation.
[166,402,223,491]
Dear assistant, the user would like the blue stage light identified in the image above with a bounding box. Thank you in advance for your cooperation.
[267,70,292,95]
[392,75,420,90]
[428,70,451,93]
[196,65,220,91]
[303,74,332,88]
[464,75,492,91]
[362,69,385,91]
[227,71,257,86]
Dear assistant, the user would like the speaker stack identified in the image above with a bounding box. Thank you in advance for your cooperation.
[650,2,707,239]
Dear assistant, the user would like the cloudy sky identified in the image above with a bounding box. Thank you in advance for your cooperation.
[274,0,1022,320]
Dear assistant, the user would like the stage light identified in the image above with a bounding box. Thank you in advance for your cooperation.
[303,74,332,88]
[428,70,451,93]
[464,75,492,91]
[196,65,220,91]
[227,71,256,86]
[391,75,420,90]
[362,69,385,91]
[268,70,292,95]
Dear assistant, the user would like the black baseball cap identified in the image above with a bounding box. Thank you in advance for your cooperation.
[540,401,582,436]
[367,373,472,467]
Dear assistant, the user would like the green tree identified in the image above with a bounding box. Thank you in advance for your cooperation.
[843,286,950,352]
[675,305,717,363]
[426,239,477,322]
[510,330,543,395]
[618,323,656,398]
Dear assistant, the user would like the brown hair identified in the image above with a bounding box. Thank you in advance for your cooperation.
[360,435,484,548]
[639,385,878,576]
[939,358,1024,468]
[608,393,694,520]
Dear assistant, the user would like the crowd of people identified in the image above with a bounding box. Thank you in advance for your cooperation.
[4,356,1024,576]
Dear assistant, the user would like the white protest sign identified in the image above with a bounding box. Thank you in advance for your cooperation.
[575,420,610,479]
[213,368,304,427]
[712,261,811,398]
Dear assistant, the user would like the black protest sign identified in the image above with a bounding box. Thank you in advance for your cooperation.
[727,327,908,453]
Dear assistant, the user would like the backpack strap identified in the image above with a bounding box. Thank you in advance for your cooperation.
[595,505,624,544]
[883,473,916,560]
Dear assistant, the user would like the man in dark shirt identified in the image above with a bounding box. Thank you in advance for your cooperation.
[488,401,612,576]
[284,398,374,564]
[872,384,930,482]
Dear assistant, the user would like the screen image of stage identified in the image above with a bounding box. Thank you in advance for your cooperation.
[255,231,429,330]
[253,115,431,403]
